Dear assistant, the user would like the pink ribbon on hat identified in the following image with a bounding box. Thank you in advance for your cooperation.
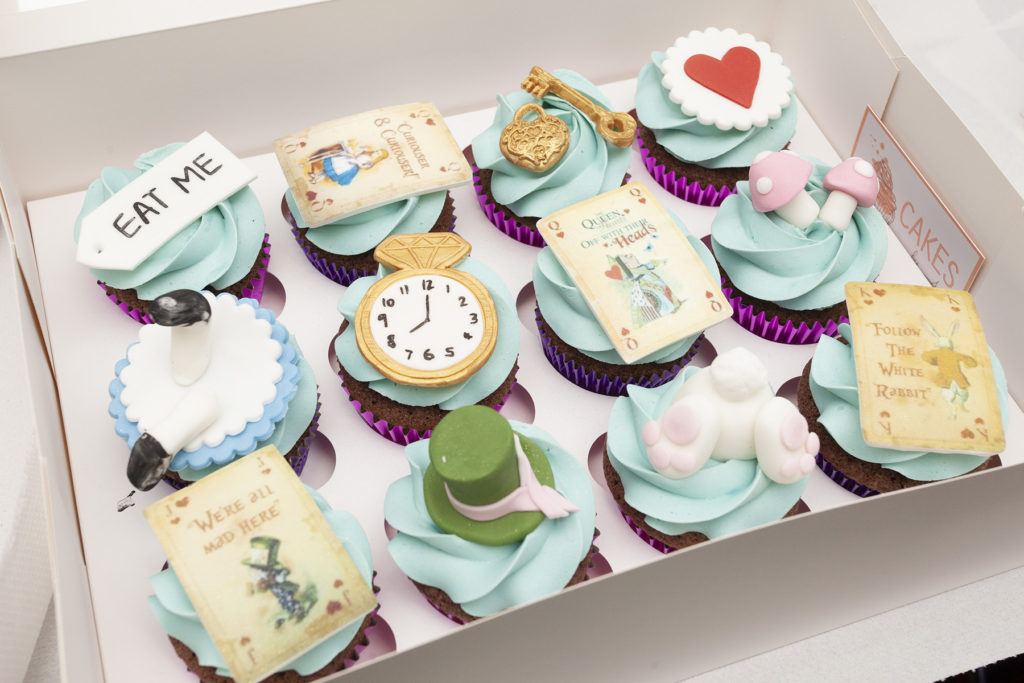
[445,435,580,522]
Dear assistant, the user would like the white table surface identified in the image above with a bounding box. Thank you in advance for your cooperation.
[10,0,1024,680]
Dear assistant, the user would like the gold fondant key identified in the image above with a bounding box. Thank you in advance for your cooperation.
[522,66,636,148]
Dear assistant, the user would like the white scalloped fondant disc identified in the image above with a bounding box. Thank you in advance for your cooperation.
[118,293,283,452]
[660,27,794,132]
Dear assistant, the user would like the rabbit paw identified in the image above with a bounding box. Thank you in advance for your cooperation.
[754,397,818,484]
[641,397,719,479]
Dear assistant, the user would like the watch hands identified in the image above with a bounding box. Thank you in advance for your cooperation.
[408,294,430,333]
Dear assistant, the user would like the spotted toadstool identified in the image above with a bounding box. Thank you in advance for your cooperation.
[748,151,817,229]
[818,157,879,231]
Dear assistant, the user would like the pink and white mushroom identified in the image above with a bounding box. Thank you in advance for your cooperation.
[818,157,879,232]
[748,151,817,229]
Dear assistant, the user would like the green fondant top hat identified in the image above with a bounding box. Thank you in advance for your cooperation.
[422,406,577,546]
[242,536,285,571]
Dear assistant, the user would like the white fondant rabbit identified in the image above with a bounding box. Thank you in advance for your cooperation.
[640,348,818,484]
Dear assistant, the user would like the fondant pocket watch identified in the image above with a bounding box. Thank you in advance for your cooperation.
[355,233,498,387]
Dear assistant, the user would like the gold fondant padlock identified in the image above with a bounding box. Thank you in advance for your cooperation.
[499,102,570,173]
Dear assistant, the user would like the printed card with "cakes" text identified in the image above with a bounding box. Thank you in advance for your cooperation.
[845,282,1004,454]
[537,183,731,363]
[145,446,376,683]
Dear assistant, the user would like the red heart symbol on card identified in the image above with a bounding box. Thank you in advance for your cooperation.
[705,290,714,298]
[952,306,960,312]
[327,600,342,615]
[175,497,189,507]
[305,191,317,201]
[240,637,251,646]
[169,517,180,525]
[873,289,886,296]
[638,197,646,203]
[620,328,630,336]
[440,166,447,172]
[684,46,761,109]
[605,265,622,280]
[961,428,974,439]
[880,411,890,418]
[334,580,343,588]
[426,118,436,126]
[409,113,417,118]
[975,417,985,424]
[262,468,271,475]
[623,208,630,214]
[865,299,874,305]
[299,142,306,148]
[556,231,564,238]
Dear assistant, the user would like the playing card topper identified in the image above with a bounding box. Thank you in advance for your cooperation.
[274,102,471,228]
[537,183,732,363]
[845,282,1004,455]
[76,132,257,271]
[144,446,375,683]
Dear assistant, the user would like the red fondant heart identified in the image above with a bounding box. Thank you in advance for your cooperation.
[684,46,761,109]
[605,265,622,280]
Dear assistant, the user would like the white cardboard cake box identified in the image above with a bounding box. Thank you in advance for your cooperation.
[3,1,1024,681]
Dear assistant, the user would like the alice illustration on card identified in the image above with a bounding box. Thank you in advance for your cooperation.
[303,139,389,187]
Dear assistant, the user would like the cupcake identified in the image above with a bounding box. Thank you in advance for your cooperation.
[533,209,719,396]
[798,324,1006,497]
[633,27,797,206]
[384,406,596,623]
[74,143,269,323]
[282,190,456,286]
[149,487,379,681]
[709,153,888,343]
[605,348,814,552]
[334,233,519,444]
[109,290,319,490]
[468,68,632,246]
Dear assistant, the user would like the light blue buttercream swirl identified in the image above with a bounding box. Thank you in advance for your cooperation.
[533,211,720,365]
[634,53,797,169]
[285,189,448,255]
[607,367,807,538]
[711,158,888,310]
[73,143,265,300]
[149,489,374,677]
[384,420,595,618]
[809,324,1008,481]
[335,257,519,409]
[471,69,630,218]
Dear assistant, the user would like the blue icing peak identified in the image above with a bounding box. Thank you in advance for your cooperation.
[471,69,630,218]
[285,189,448,255]
[533,209,720,365]
[809,324,1008,480]
[384,421,595,617]
[711,158,888,310]
[335,256,519,409]
[74,143,265,300]
[607,367,807,538]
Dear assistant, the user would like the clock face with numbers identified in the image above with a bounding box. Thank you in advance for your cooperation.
[354,267,498,387]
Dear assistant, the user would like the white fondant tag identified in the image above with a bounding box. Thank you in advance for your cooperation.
[76,132,257,270]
